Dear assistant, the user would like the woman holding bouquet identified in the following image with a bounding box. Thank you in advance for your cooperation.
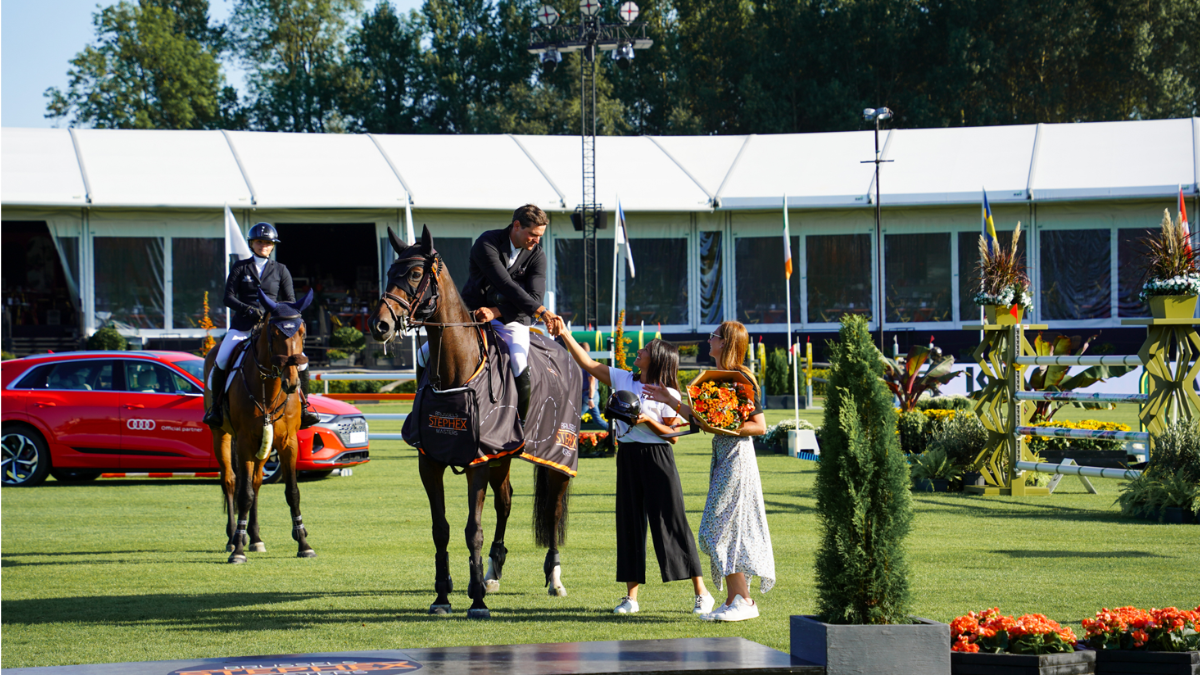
[551,326,715,617]
[644,321,774,622]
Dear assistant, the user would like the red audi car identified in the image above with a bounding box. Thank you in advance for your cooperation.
[1,350,369,487]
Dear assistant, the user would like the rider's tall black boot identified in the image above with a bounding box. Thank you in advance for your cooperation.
[298,368,320,430]
[203,366,227,428]
[515,369,532,424]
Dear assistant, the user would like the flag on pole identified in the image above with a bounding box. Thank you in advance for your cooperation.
[616,200,636,278]
[783,196,792,279]
[404,191,416,245]
[982,189,999,256]
[224,205,251,262]
[1180,186,1192,254]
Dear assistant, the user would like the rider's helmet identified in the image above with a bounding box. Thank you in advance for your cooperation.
[604,389,642,427]
[247,222,281,243]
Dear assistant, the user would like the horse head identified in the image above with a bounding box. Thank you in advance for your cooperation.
[369,225,442,343]
[257,288,312,394]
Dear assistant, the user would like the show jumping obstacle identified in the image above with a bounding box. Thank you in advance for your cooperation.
[965,311,1199,496]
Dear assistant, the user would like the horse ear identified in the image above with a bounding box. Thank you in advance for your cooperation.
[292,288,314,314]
[388,227,407,255]
[421,224,433,252]
[257,289,278,314]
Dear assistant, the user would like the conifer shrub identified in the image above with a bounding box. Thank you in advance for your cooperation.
[87,326,127,351]
[815,315,915,624]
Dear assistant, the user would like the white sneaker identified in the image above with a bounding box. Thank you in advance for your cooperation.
[693,592,715,615]
[712,594,758,622]
[700,601,730,621]
[613,596,639,614]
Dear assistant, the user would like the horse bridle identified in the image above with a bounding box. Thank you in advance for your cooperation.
[380,250,443,334]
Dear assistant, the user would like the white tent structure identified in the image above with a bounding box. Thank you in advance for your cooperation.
[3,118,1197,348]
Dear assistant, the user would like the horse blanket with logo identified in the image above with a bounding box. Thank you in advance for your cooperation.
[401,331,582,476]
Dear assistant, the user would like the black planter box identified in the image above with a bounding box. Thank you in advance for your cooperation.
[791,615,950,675]
[951,650,1095,675]
[1095,649,1200,674]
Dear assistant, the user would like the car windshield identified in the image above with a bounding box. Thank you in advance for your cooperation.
[174,358,205,382]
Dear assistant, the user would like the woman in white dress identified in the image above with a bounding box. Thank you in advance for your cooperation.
[644,320,775,622]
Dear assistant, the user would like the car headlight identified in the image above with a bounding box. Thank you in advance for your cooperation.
[318,413,338,424]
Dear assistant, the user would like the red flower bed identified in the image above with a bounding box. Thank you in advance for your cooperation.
[951,608,1077,655]
[1082,606,1200,652]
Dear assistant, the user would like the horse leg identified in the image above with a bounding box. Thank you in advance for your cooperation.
[484,458,513,593]
[464,465,491,619]
[247,486,266,553]
[281,440,315,558]
[419,454,453,615]
[228,450,256,564]
[217,430,238,552]
[538,468,572,597]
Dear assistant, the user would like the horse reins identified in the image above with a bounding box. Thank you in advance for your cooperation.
[235,320,303,426]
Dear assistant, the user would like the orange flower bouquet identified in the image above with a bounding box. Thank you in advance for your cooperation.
[1082,606,1200,652]
[686,370,758,434]
[951,608,1078,655]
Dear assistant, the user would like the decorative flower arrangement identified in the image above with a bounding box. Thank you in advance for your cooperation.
[1082,606,1200,652]
[1140,209,1198,300]
[688,380,757,431]
[578,431,608,453]
[974,222,1033,308]
[950,608,1078,654]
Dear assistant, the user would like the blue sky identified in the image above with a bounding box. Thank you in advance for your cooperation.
[1,0,421,129]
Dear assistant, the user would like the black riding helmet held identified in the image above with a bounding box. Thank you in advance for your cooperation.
[605,389,642,427]
[248,222,281,243]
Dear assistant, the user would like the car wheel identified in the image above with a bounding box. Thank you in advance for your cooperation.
[2,426,52,487]
[49,469,102,483]
[261,448,282,484]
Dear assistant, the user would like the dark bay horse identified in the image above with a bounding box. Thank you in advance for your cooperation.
[369,225,572,618]
[205,290,316,563]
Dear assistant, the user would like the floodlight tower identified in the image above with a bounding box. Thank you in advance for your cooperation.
[861,106,894,351]
[528,1,652,329]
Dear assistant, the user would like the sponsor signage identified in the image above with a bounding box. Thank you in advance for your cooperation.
[126,418,157,431]
[427,412,468,435]
[169,656,421,675]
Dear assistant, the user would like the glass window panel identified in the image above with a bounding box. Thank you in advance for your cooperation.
[554,236,613,327]
[626,237,688,325]
[807,234,872,323]
[48,361,114,391]
[172,238,226,330]
[1039,229,1111,320]
[735,236,799,325]
[885,232,951,323]
[699,232,723,325]
[95,237,165,329]
[958,230,1021,322]
[1118,228,1155,317]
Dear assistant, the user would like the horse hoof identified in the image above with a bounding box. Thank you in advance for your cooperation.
[429,604,452,616]
[485,579,500,593]
[467,608,491,620]
[228,554,247,564]
[226,544,234,553]
[297,549,317,558]
[548,585,567,597]
[250,542,266,553]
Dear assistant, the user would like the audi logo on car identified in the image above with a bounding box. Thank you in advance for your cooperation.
[126,418,157,431]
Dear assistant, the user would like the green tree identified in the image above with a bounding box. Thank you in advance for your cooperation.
[815,315,914,624]
[45,1,226,129]
[230,0,364,132]
[344,2,428,133]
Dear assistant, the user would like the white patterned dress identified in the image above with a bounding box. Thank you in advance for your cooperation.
[698,434,776,593]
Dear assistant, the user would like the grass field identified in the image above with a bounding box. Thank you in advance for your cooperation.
[2,401,1196,669]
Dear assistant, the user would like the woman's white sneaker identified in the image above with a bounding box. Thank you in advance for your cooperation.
[712,594,758,621]
[693,592,715,615]
[613,596,639,614]
[700,602,730,621]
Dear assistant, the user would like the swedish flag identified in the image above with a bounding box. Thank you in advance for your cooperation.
[982,189,1000,256]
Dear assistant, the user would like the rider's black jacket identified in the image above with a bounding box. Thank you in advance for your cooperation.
[224,256,295,331]
[460,225,546,326]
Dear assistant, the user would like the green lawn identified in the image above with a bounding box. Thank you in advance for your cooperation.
[2,401,1195,668]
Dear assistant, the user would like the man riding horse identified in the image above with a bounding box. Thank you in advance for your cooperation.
[417,204,560,421]
[204,222,320,430]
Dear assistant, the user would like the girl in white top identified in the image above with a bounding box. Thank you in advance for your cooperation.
[553,327,715,616]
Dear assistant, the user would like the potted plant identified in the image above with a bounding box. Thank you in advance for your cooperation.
[790,316,950,675]
[1082,605,1200,674]
[910,447,961,492]
[1024,333,1137,424]
[973,222,1033,324]
[330,325,365,366]
[950,608,1093,674]
[1118,420,1200,524]
[881,345,962,412]
[1139,208,1199,319]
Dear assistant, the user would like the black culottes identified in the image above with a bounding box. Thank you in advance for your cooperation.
[615,441,703,584]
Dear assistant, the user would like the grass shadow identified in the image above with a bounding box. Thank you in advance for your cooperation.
[991,549,1171,559]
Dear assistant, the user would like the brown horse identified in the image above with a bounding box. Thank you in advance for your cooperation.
[204,289,316,563]
[368,225,572,619]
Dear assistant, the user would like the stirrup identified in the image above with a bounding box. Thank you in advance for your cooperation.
[299,406,320,430]
[203,404,224,428]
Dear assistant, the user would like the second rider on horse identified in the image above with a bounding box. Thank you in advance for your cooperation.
[204,222,320,430]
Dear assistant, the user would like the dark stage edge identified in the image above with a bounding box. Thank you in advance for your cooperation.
[1,638,823,675]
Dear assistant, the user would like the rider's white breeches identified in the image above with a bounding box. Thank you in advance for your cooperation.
[416,320,528,377]
[213,328,308,379]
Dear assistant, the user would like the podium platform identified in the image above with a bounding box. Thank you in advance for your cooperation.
[1,638,823,675]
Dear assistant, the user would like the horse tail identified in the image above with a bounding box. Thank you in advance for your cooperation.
[532,465,570,548]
